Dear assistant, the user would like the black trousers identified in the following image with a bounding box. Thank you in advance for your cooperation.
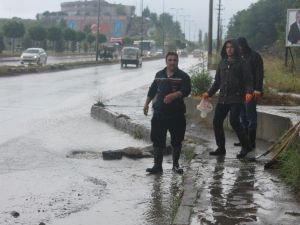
[151,113,186,149]
[213,103,249,150]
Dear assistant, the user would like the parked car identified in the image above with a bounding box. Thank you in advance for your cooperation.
[192,49,202,58]
[178,49,188,57]
[121,47,142,68]
[20,48,47,65]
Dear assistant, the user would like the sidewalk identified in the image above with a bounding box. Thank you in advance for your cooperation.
[92,86,300,225]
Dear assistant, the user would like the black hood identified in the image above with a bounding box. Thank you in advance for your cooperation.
[237,37,252,54]
[220,39,241,59]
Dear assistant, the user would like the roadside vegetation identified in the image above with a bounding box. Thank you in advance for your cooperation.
[278,141,300,193]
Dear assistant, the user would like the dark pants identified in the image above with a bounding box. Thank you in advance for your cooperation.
[213,103,249,150]
[151,113,186,149]
[240,98,257,131]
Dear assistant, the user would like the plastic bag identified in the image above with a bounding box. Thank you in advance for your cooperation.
[196,99,213,118]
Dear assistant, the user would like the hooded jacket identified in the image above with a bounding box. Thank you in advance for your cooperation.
[207,39,253,104]
[237,37,264,92]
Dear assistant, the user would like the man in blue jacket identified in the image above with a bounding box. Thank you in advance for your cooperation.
[235,37,264,150]
[143,52,191,174]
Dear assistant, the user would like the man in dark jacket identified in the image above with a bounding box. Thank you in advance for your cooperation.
[235,37,264,149]
[202,39,253,158]
[288,10,300,45]
[143,52,191,174]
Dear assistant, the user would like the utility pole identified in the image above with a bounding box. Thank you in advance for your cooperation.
[216,0,224,52]
[208,0,213,57]
[162,0,165,55]
[140,0,144,56]
[95,0,100,61]
[179,15,190,40]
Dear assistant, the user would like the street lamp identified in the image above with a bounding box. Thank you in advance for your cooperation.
[162,0,165,55]
[140,0,144,57]
[179,14,190,40]
[95,0,101,61]
[170,7,183,22]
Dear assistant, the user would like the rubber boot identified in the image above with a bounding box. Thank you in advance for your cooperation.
[209,148,226,156]
[249,129,256,149]
[172,147,183,174]
[146,147,163,174]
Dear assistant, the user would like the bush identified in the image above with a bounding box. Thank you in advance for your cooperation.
[190,65,212,96]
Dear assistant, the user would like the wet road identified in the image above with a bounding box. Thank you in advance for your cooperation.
[0,54,96,66]
[0,57,198,225]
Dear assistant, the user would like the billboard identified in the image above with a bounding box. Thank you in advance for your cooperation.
[286,9,300,47]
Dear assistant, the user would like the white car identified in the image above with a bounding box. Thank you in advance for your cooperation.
[121,47,142,68]
[20,48,47,65]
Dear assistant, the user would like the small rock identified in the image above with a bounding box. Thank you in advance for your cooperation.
[102,150,122,160]
[122,147,144,158]
[11,211,20,218]
[39,222,46,225]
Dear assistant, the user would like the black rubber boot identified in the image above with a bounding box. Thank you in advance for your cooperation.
[172,147,183,174]
[146,147,163,174]
[249,129,256,149]
[209,148,226,156]
[236,147,252,159]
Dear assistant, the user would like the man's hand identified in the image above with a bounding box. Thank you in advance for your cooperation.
[202,92,209,100]
[164,92,182,104]
[245,93,253,103]
[253,90,262,101]
[143,104,149,116]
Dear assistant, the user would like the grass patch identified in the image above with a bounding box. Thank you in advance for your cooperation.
[278,140,300,193]
[263,55,300,94]
[182,147,196,163]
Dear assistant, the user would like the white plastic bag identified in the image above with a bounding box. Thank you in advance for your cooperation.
[196,99,213,118]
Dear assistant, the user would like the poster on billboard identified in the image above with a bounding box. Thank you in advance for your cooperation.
[286,9,300,47]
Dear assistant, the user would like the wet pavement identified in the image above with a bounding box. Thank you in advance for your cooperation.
[102,86,300,225]
[0,57,199,225]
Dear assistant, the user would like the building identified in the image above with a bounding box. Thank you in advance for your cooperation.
[60,0,135,39]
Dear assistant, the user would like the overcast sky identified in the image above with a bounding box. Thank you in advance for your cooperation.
[0,0,258,39]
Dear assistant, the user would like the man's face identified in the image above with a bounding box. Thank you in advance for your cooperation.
[296,13,300,23]
[226,42,235,57]
[166,55,178,71]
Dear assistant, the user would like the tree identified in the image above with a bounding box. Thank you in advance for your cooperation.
[0,33,4,53]
[116,4,127,16]
[198,29,203,49]
[87,34,95,52]
[28,25,47,47]
[2,20,25,54]
[47,27,62,51]
[64,28,77,52]
[76,31,86,52]
[98,34,107,44]
[143,7,151,18]
[226,0,294,50]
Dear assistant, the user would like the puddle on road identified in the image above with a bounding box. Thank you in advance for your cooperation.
[190,156,300,225]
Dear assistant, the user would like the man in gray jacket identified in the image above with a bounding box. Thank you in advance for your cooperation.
[202,39,253,159]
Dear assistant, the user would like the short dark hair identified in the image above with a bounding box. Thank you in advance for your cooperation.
[165,51,178,61]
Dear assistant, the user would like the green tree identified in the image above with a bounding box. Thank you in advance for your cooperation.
[98,33,107,44]
[64,28,77,52]
[28,25,47,47]
[47,27,62,50]
[76,31,86,52]
[87,33,95,52]
[2,20,25,54]
[0,33,4,53]
[116,4,127,16]
[143,7,151,18]
[226,0,294,50]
